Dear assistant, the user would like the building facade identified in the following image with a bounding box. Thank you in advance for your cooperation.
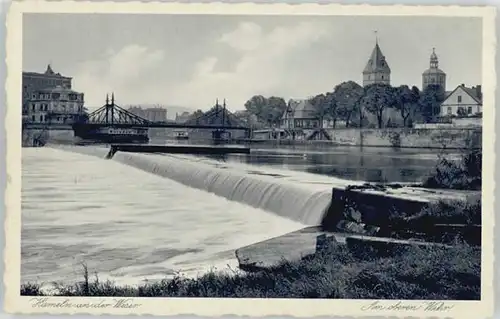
[362,41,391,86]
[22,65,85,124]
[440,84,482,117]
[25,86,85,124]
[422,48,447,94]
[280,99,320,129]
[175,111,192,123]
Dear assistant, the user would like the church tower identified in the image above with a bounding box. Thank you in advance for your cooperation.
[362,37,391,87]
[422,48,446,93]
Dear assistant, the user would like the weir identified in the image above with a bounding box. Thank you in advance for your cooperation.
[105,144,250,159]
[48,145,481,271]
[50,144,478,227]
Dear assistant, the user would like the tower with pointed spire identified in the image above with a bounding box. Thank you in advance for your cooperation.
[362,36,391,87]
[422,48,446,93]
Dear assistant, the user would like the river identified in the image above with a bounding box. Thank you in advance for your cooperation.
[21,143,457,287]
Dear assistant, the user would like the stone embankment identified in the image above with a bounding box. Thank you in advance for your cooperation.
[236,182,481,271]
[251,128,482,149]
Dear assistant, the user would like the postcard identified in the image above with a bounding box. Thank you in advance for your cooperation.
[4,1,496,318]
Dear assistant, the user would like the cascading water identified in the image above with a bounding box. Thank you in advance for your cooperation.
[50,145,363,226]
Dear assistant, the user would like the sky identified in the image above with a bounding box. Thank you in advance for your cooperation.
[23,14,482,111]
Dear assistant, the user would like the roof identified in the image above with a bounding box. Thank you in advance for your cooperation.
[443,85,482,104]
[282,99,316,119]
[36,85,81,94]
[363,43,391,74]
[462,87,482,104]
[22,64,71,79]
[423,68,446,75]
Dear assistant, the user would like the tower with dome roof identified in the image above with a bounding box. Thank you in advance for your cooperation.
[422,48,446,93]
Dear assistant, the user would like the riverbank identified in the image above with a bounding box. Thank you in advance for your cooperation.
[21,195,482,299]
[20,147,482,299]
[24,126,482,150]
[250,127,482,149]
[21,241,480,299]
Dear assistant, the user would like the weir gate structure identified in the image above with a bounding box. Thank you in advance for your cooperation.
[23,94,252,145]
[50,144,481,272]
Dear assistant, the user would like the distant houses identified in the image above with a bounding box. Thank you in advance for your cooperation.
[127,106,167,122]
[175,111,192,123]
[440,84,482,117]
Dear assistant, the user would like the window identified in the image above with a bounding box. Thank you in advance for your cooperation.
[39,115,43,122]
[31,115,35,122]
[32,104,35,111]
[381,75,384,79]
[458,95,462,103]
[447,107,452,115]
[468,107,473,114]
[457,107,466,116]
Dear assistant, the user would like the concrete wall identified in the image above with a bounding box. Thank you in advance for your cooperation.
[22,128,75,146]
[414,117,482,129]
[324,128,481,149]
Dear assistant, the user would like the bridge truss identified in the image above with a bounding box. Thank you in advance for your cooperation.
[184,99,245,129]
[86,93,151,125]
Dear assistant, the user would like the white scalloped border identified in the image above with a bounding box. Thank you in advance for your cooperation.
[4,2,497,318]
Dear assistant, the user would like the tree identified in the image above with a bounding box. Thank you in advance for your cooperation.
[419,85,445,122]
[362,83,395,129]
[332,81,365,128]
[189,109,204,123]
[395,85,420,127]
[244,95,287,127]
[308,93,333,128]
[266,96,287,127]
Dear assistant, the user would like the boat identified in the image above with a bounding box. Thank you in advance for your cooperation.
[174,129,189,140]
[72,124,150,144]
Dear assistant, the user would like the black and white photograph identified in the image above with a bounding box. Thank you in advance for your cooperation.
[4,2,495,318]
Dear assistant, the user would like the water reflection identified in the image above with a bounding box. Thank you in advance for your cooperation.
[226,146,458,183]
[150,139,459,183]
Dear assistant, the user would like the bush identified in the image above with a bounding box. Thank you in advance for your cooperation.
[423,149,481,190]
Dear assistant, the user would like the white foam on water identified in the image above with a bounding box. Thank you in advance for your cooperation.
[52,144,362,226]
[22,147,306,287]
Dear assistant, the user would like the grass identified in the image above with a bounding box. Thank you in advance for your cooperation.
[422,149,482,190]
[21,241,480,300]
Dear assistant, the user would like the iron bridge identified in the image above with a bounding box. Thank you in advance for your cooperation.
[77,94,250,131]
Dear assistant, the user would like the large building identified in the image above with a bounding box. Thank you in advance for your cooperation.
[22,65,85,124]
[422,48,447,94]
[26,86,85,124]
[362,41,391,86]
